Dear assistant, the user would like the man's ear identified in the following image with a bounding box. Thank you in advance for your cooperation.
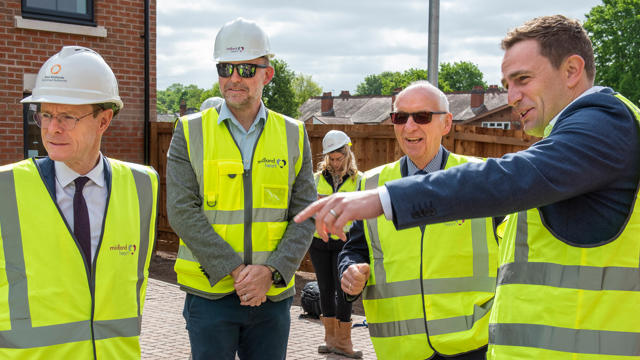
[263,66,275,86]
[97,108,113,134]
[441,113,453,136]
[563,54,585,89]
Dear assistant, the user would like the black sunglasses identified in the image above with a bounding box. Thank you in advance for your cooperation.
[216,63,268,78]
[390,111,448,125]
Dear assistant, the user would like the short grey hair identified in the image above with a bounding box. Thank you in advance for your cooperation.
[395,80,449,112]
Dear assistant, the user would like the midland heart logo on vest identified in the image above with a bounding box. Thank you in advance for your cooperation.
[110,244,137,255]
[257,157,286,169]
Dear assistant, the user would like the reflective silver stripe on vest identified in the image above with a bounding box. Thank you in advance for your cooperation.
[204,208,288,224]
[93,317,141,340]
[178,244,272,265]
[371,298,494,338]
[131,167,154,321]
[284,118,301,192]
[364,173,385,284]
[499,210,640,291]
[364,276,497,300]
[489,323,640,356]
[0,169,93,348]
[184,115,205,199]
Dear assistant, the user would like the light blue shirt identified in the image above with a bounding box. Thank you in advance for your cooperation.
[54,154,107,261]
[217,101,267,170]
[381,146,444,219]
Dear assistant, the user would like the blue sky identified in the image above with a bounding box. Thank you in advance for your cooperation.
[157,0,603,93]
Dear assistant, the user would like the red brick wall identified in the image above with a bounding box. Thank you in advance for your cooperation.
[0,0,156,165]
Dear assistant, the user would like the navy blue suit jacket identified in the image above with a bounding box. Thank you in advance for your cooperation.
[386,88,640,245]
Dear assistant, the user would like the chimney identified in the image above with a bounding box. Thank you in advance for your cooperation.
[487,84,499,93]
[339,90,350,99]
[321,92,334,116]
[391,87,402,111]
[470,86,485,108]
[179,99,187,116]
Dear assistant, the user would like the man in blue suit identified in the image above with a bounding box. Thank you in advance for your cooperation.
[296,15,640,359]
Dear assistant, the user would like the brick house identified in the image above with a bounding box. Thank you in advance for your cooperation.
[299,86,520,130]
[0,0,156,165]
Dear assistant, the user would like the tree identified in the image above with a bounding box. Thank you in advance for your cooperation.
[157,83,205,113]
[200,83,222,103]
[355,69,429,95]
[262,59,298,117]
[584,0,640,104]
[438,61,487,92]
[292,73,322,109]
[355,62,488,95]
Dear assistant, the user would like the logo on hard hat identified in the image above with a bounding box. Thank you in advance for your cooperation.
[226,46,245,53]
[50,64,62,74]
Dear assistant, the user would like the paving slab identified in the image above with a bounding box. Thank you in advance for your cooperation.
[140,279,376,359]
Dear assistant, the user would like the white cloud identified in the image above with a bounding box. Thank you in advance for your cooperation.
[157,0,603,93]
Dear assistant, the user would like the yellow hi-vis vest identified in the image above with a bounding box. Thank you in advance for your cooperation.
[362,154,499,360]
[488,93,640,359]
[0,158,158,359]
[173,107,304,298]
[313,171,362,239]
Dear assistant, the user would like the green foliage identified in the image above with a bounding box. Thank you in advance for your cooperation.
[200,83,222,103]
[156,83,207,113]
[292,73,322,109]
[355,69,429,95]
[438,61,487,92]
[354,62,487,95]
[263,59,298,117]
[584,0,640,104]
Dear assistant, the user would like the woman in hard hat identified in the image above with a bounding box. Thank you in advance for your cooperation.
[310,130,363,358]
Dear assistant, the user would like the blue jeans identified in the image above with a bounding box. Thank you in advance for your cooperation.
[183,293,293,360]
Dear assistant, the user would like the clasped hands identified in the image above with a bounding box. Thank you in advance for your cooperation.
[231,264,272,307]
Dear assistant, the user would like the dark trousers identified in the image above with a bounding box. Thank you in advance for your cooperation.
[308,237,353,322]
[183,293,293,360]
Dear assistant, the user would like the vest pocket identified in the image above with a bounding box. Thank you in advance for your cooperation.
[262,184,288,208]
[205,160,244,211]
[267,222,288,250]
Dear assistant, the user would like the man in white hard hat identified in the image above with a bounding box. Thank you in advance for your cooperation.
[0,46,158,359]
[337,81,498,360]
[200,96,224,112]
[167,18,316,359]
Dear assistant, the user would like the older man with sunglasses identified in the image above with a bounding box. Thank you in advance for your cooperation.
[166,17,315,360]
[336,81,499,360]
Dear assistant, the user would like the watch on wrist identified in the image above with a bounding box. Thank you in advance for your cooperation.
[266,265,283,284]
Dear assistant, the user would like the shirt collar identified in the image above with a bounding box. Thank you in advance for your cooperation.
[407,146,444,175]
[543,86,605,137]
[54,154,105,188]
[217,100,267,133]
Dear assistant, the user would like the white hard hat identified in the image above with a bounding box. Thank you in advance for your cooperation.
[213,17,274,62]
[322,130,351,154]
[21,46,123,111]
[200,96,224,111]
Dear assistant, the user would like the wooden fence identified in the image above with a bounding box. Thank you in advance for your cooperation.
[150,122,539,253]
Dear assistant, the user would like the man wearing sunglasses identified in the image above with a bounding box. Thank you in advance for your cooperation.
[166,17,315,360]
[298,15,640,359]
[0,46,158,358]
[337,82,499,360]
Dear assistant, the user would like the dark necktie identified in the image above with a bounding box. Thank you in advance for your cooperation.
[415,169,427,175]
[74,176,92,267]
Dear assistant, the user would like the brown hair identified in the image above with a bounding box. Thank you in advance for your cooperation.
[316,145,358,181]
[501,15,595,81]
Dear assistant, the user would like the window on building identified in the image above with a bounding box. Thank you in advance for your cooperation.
[23,99,47,159]
[22,0,95,26]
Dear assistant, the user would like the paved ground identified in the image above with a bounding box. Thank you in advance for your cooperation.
[140,278,376,359]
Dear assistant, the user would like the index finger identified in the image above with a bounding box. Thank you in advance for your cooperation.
[294,196,330,223]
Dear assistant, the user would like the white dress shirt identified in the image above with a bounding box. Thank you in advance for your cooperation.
[54,156,108,262]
